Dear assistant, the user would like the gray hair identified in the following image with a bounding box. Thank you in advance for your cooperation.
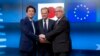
[55,6,64,12]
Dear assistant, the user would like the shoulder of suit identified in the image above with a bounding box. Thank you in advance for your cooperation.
[20,17,29,23]
[49,19,55,22]
[38,19,42,22]
[20,18,25,22]
[33,20,37,23]
[62,16,69,21]
[37,19,43,25]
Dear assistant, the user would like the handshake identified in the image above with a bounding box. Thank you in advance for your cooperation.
[38,34,47,43]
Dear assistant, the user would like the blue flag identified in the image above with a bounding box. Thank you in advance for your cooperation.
[67,2,96,22]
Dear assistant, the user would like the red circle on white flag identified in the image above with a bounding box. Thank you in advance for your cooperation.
[48,7,55,18]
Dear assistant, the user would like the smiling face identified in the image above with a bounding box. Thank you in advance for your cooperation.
[55,6,64,19]
[26,8,35,19]
[41,8,49,19]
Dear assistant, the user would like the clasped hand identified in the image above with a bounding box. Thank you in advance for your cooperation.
[39,34,46,43]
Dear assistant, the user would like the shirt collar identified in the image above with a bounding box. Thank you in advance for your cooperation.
[29,18,33,21]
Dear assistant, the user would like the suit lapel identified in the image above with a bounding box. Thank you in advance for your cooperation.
[54,16,65,28]
[25,17,32,26]
[48,19,52,31]
[39,19,44,34]
[25,17,34,32]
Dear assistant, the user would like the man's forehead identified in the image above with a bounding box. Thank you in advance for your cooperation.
[55,8,63,11]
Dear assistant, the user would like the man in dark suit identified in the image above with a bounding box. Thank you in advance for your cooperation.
[38,7,55,56]
[20,5,38,56]
[39,6,72,56]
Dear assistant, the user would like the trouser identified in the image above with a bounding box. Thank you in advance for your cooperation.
[54,52,70,56]
[38,43,54,56]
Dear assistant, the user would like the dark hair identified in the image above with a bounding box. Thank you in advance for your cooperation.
[26,5,36,13]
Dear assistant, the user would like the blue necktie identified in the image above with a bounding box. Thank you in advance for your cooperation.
[31,21,35,34]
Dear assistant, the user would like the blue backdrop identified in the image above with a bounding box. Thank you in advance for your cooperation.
[0,0,100,51]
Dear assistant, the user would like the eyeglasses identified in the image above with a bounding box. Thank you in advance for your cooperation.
[55,10,63,12]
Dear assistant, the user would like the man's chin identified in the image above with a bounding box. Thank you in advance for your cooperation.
[28,16,33,19]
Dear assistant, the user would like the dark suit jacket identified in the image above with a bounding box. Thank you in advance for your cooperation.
[38,19,55,42]
[37,19,55,56]
[20,17,38,52]
[45,16,72,53]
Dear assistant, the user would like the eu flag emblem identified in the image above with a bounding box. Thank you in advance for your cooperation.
[67,3,96,22]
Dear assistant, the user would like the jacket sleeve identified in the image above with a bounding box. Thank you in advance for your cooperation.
[45,20,69,40]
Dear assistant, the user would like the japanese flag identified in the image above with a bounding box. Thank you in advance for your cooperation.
[38,3,64,21]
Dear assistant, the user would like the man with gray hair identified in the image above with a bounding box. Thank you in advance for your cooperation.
[39,6,72,56]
